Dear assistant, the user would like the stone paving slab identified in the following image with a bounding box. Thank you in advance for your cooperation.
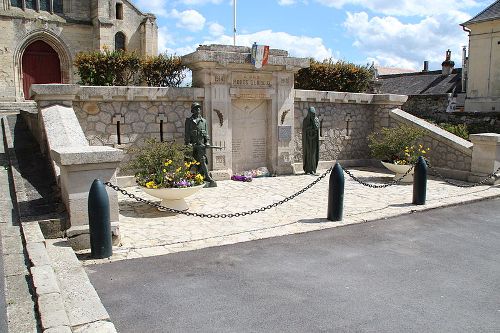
[79,167,500,265]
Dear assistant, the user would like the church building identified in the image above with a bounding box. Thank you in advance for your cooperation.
[0,0,158,101]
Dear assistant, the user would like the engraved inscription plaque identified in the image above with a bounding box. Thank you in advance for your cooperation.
[278,125,292,141]
[231,72,273,88]
[232,100,268,172]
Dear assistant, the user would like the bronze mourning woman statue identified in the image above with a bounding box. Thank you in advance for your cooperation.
[302,107,320,175]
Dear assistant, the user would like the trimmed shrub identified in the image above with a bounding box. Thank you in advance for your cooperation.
[368,125,425,162]
[141,53,187,87]
[74,49,141,86]
[295,58,373,92]
[74,50,187,87]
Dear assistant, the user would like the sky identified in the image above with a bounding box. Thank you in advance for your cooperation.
[130,0,491,72]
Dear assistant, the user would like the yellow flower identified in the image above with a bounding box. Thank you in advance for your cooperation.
[176,167,182,173]
[146,181,155,189]
[164,160,172,166]
[421,150,426,154]
[162,169,167,173]
[195,174,204,182]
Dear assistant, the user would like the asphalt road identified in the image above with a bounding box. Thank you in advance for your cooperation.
[87,198,500,333]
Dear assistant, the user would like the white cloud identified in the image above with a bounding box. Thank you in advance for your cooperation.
[315,0,483,17]
[171,9,206,32]
[176,0,224,5]
[202,30,334,60]
[208,22,225,36]
[157,27,174,53]
[278,0,297,5]
[132,0,168,16]
[344,11,469,69]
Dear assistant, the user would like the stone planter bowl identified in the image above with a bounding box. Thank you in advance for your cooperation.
[141,184,205,211]
[381,161,414,183]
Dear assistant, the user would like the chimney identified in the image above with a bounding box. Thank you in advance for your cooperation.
[441,49,455,76]
[422,61,429,72]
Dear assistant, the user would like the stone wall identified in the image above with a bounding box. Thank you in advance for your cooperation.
[389,109,473,179]
[293,90,408,168]
[402,94,451,120]
[46,86,205,175]
[402,94,500,134]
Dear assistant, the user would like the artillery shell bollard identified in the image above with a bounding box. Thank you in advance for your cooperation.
[412,156,428,205]
[327,163,345,221]
[88,179,113,259]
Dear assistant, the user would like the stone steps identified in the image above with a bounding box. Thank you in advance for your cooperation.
[3,115,117,332]
[5,114,65,224]
[0,101,37,115]
[1,116,40,332]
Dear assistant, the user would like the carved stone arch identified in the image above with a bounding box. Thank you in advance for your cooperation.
[14,30,72,100]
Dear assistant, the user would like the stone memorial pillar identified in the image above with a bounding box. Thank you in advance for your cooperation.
[469,133,500,185]
[182,45,309,178]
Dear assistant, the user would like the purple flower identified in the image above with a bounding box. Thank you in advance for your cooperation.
[174,179,190,188]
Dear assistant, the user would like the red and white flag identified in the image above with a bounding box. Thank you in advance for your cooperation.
[251,43,270,69]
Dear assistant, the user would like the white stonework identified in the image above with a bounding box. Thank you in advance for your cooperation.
[182,45,310,176]
[0,0,158,101]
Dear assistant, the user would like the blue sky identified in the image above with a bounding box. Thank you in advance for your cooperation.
[131,0,491,71]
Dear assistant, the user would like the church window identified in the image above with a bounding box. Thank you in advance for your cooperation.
[53,0,63,13]
[10,0,23,8]
[116,3,124,20]
[40,0,50,11]
[115,32,126,51]
[25,0,35,9]
[11,0,63,13]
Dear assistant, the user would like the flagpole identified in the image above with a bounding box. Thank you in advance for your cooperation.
[233,0,237,46]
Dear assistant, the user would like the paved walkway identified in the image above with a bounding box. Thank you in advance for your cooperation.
[80,167,500,265]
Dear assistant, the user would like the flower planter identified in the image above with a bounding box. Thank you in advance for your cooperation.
[141,184,205,211]
[381,161,414,183]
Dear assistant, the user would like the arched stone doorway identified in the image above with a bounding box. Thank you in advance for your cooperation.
[22,40,62,99]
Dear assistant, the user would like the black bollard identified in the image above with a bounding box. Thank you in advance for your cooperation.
[412,156,428,205]
[327,163,345,221]
[88,179,112,259]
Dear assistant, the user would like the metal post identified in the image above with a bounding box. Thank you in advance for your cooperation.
[88,179,112,258]
[327,163,345,221]
[412,156,428,205]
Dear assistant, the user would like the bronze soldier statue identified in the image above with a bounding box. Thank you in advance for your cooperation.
[302,106,320,175]
[185,102,217,187]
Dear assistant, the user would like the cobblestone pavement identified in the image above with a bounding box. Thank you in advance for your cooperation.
[80,167,500,265]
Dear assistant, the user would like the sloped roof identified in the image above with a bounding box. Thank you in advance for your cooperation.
[462,0,500,26]
[376,66,416,75]
[378,69,462,95]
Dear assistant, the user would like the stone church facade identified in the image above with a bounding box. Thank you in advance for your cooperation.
[0,0,158,101]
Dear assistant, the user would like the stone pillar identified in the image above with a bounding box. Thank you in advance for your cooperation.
[274,72,295,174]
[51,147,123,250]
[32,84,124,250]
[469,133,500,185]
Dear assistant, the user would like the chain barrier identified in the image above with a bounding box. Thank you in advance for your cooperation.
[425,160,500,188]
[341,164,416,188]
[104,166,333,218]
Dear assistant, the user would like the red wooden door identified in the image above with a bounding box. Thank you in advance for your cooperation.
[22,40,62,99]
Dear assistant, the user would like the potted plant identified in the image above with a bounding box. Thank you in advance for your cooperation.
[126,139,205,211]
[368,125,429,183]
